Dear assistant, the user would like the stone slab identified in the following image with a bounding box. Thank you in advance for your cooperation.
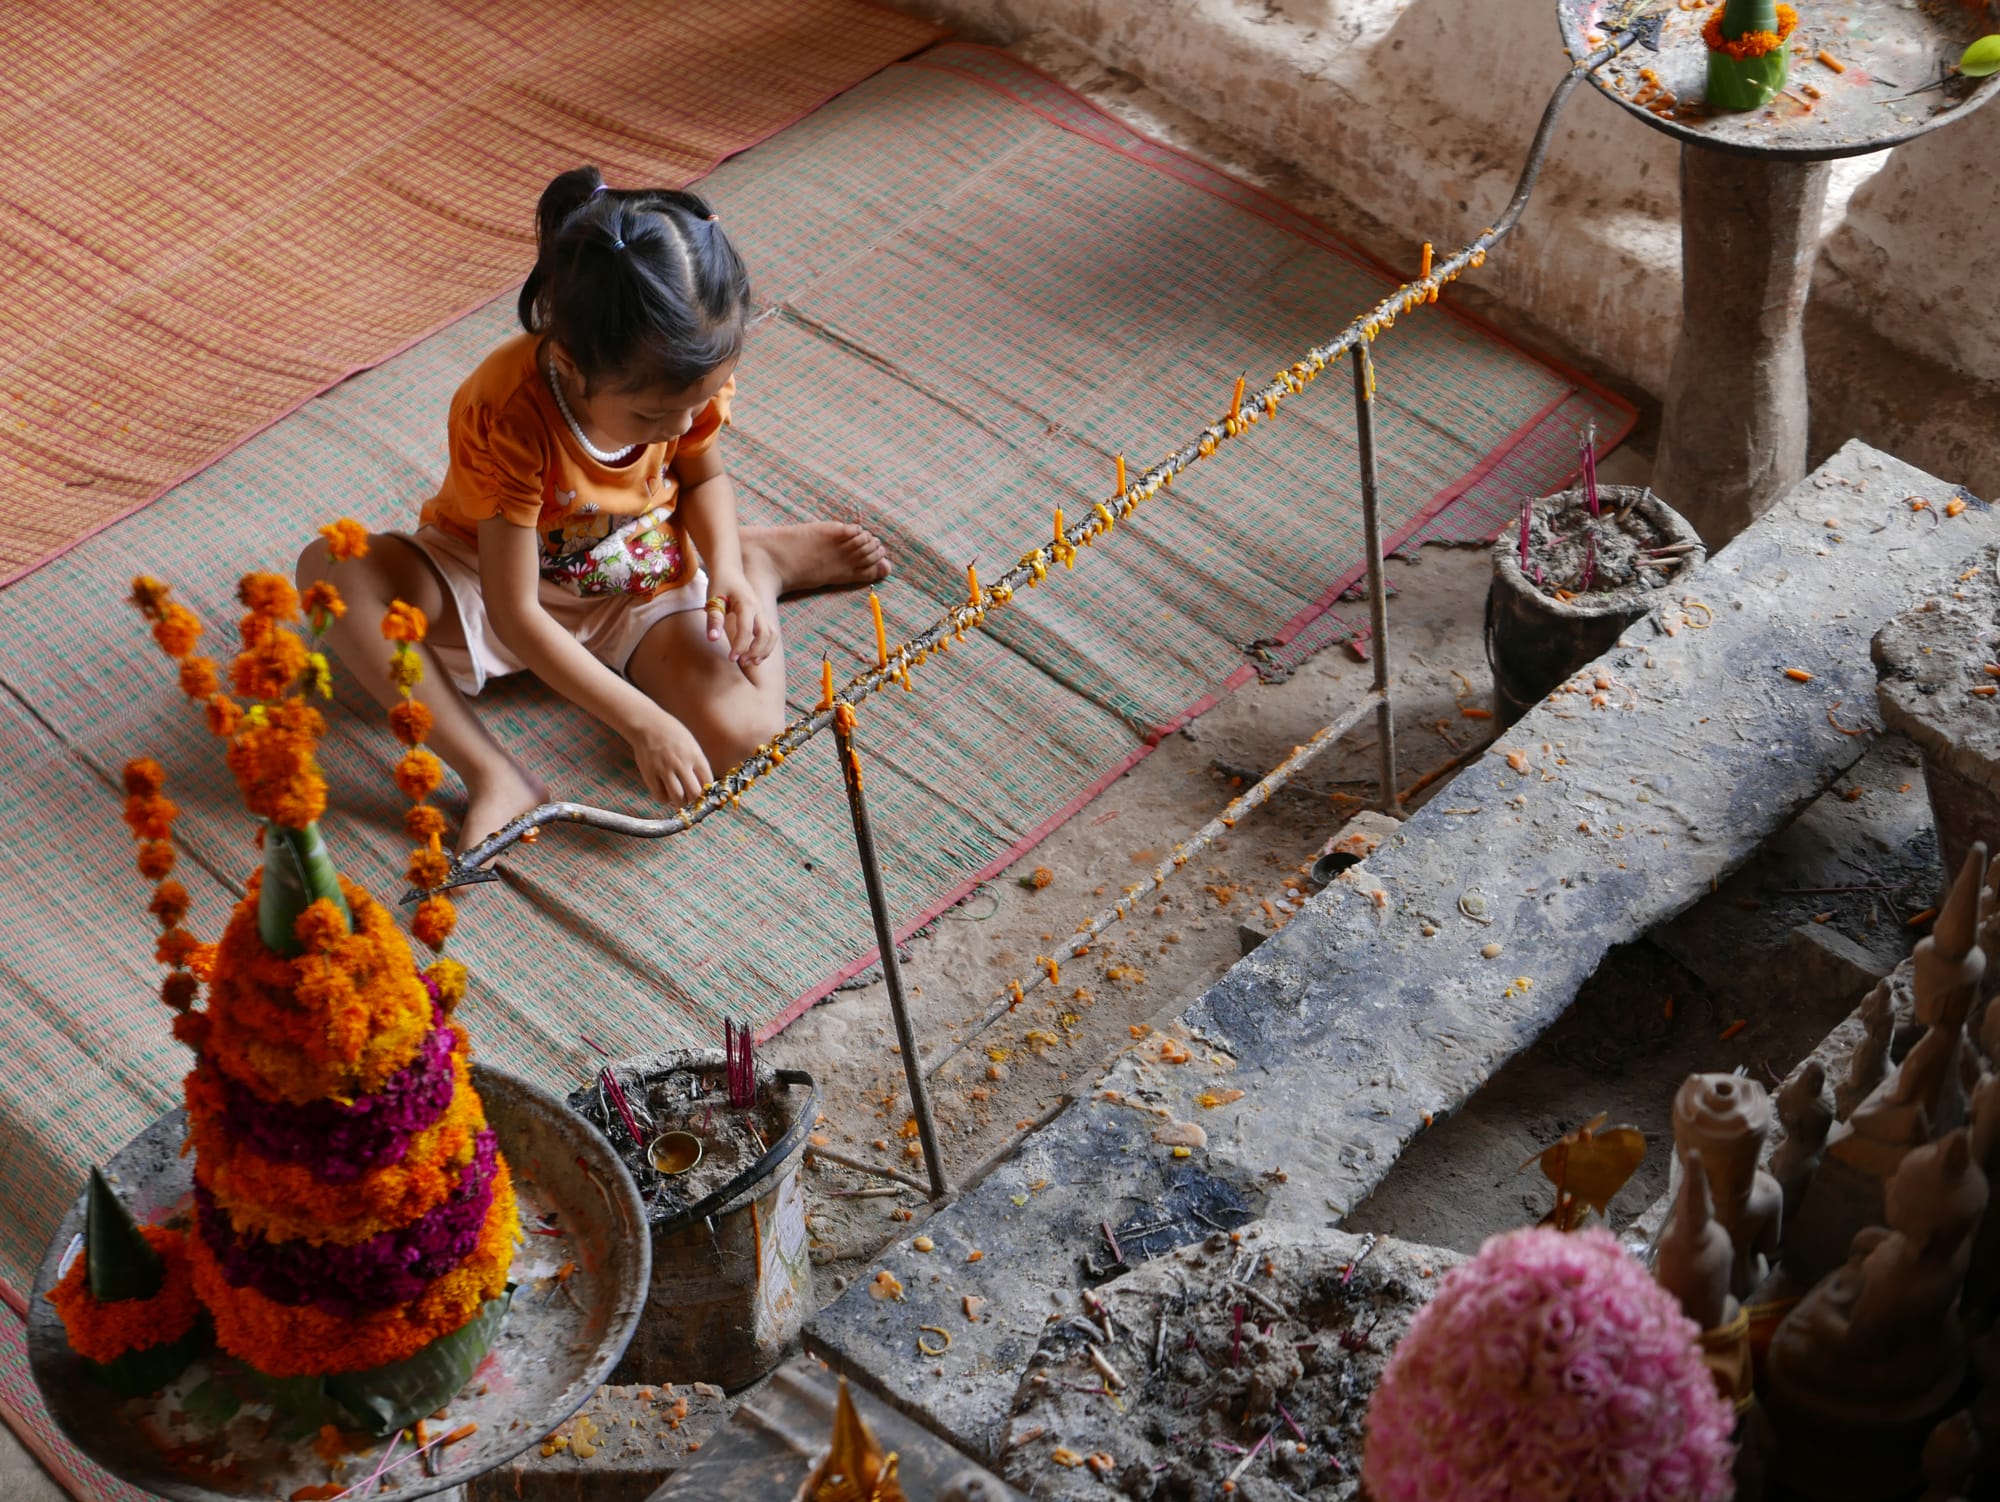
[464,1384,726,1502]
[648,1357,1018,1500]
[805,441,1998,1458]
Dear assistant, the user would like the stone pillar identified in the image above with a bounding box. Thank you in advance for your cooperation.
[1652,149,1830,546]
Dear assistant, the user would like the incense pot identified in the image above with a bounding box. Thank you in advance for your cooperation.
[1705,0,1796,113]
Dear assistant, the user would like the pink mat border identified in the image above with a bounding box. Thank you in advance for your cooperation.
[757,49,1638,1033]
[0,2,946,594]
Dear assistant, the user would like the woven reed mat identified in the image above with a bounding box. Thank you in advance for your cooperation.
[0,53,1631,1474]
[0,0,941,586]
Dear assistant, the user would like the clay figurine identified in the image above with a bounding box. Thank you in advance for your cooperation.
[1770,1060,1833,1233]
[1834,977,1895,1122]
[1764,1130,1989,1500]
[1654,1149,1752,1413]
[1787,847,1988,1285]
[1672,1073,1781,1297]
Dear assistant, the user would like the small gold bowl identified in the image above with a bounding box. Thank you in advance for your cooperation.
[647,1131,703,1176]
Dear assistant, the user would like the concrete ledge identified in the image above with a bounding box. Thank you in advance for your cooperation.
[806,440,1997,1457]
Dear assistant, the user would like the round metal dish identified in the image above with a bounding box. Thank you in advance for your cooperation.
[26,1064,650,1502]
[1557,0,2000,161]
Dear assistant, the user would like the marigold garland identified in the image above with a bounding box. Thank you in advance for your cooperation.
[1703,2,1797,58]
[47,1225,201,1365]
[122,759,204,1017]
[189,1162,515,1377]
[120,535,513,1394]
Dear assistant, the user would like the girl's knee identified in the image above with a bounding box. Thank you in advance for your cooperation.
[295,535,332,588]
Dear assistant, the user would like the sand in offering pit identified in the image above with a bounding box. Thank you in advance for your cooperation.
[1000,1222,1459,1500]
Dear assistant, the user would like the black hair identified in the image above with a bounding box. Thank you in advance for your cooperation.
[517,165,752,395]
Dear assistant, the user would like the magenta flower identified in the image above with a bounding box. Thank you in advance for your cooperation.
[1363,1227,1735,1502]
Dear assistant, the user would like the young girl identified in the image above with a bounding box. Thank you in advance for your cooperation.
[300,167,888,849]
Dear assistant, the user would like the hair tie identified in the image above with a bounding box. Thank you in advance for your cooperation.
[590,183,610,197]
[610,237,626,251]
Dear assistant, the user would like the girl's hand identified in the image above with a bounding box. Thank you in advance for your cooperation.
[629,710,714,806]
[708,570,776,666]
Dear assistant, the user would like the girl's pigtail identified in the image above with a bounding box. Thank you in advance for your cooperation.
[518,165,607,332]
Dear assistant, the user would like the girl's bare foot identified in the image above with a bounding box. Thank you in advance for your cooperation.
[741,521,889,598]
[459,761,549,855]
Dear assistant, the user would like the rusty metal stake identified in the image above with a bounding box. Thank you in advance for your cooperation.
[1352,344,1396,812]
[830,706,951,1202]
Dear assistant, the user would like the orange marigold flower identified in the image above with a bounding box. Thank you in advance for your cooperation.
[186,943,218,982]
[388,647,424,695]
[301,581,346,625]
[389,698,434,747]
[404,805,449,843]
[224,698,328,828]
[162,972,200,1012]
[123,792,178,841]
[47,1224,201,1365]
[205,694,242,739]
[153,602,202,659]
[413,894,458,950]
[1702,2,1797,58]
[293,898,349,955]
[319,518,370,562]
[381,601,429,645]
[178,655,220,701]
[129,576,172,619]
[230,628,309,702]
[157,927,204,969]
[122,758,167,797]
[237,572,300,622]
[407,847,452,892]
[137,839,177,881]
[149,880,190,928]
[395,747,445,802]
[426,957,469,1009]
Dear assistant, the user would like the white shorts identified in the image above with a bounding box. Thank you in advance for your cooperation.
[397,525,709,697]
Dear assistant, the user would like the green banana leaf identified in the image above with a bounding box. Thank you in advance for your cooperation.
[326,1289,511,1437]
[82,1324,208,1398]
[85,1168,162,1303]
[258,821,351,956]
[1707,47,1788,111]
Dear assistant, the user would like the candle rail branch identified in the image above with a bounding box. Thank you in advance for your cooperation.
[425,22,1647,900]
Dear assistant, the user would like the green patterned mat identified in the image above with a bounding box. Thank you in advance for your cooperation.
[0,44,1629,1303]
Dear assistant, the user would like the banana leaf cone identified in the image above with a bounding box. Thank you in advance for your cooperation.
[79,1169,207,1396]
[258,820,351,956]
[1706,0,1790,111]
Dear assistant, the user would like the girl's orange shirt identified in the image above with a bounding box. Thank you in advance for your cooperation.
[418,333,733,596]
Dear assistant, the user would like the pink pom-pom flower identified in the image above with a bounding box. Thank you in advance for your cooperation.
[1363,1227,1735,1502]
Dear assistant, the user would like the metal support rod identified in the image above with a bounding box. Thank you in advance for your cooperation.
[1352,346,1396,813]
[830,707,951,1201]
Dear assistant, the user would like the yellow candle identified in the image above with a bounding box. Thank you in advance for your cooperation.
[1115,452,1127,499]
[819,656,834,710]
[1230,375,1245,423]
[1421,240,1433,281]
[1054,506,1066,550]
[967,562,981,606]
[869,591,887,667]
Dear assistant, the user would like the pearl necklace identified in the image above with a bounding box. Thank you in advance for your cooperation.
[543,346,639,466]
